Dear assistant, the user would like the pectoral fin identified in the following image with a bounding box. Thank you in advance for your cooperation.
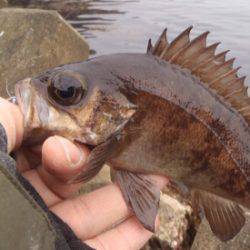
[191,189,245,241]
[69,134,120,183]
[115,170,160,232]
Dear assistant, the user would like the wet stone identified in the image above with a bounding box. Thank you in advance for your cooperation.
[143,187,194,250]
[0,8,89,98]
[0,0,7,8]
[8,0,88,18]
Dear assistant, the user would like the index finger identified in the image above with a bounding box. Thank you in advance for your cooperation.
[0,97,24,153]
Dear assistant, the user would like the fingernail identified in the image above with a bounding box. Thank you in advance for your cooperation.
[55,136,84,168]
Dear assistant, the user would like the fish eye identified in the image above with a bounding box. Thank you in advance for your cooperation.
[48,71,87,106]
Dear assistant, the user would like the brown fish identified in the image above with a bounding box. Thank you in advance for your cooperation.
[14,26,250,241]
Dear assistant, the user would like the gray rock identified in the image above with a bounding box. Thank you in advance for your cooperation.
[142,188,194,250]
[191,212,250,250]
[0,8,89,98]
[0,0,7,8]
[9,0,88,17]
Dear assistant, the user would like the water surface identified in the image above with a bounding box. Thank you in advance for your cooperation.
[66,0,250,85]
[12,0,250,83]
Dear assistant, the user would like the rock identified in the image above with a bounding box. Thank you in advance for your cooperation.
[191,212,250,250]
[8,0,88,18]
[143,187,194,250]
[0,0,7,8]
[155,193,193,249]
[0,8,89,98]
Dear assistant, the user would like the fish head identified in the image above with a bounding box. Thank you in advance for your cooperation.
[15,65,137,146]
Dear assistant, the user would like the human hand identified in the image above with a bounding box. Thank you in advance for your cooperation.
[0,97,167,250]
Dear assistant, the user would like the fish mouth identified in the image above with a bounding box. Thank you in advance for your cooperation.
[75,139,96,150]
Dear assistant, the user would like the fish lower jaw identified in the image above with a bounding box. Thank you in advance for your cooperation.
[14,79,44,140]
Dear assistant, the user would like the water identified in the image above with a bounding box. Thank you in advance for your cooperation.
[65,0,250,85]
[12,0,250,83]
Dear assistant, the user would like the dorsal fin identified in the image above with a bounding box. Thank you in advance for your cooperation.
[147,27,250,125]
[152,28,168,56]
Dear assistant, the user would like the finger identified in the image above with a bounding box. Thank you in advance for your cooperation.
[0,97,23,153]
[42,136,90,182]
[51,175,167,240]
[85,216,155,250]
[37,165,87,199]
[39,136,90,198]
[51,183,130,240]
[22,168,62,207]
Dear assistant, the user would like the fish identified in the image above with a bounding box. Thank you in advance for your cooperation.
[14,26,250,242]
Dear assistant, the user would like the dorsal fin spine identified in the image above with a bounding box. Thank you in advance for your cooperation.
[184,42,220,68]
[160,26,193,60]
[192,50,230,74]
[209,67,241,86]
[200,56,234,74]
[169,31,210,64]
[203,58,236,82]
[224,87,246,99]
[221,77,246,97]
[239,107,250,116]
[152,28,168,56]
[147,39,153,54]
[211,58,235,74]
